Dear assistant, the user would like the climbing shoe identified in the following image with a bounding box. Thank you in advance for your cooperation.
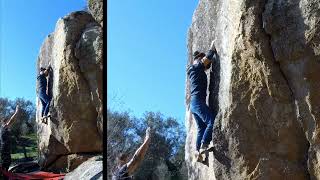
[41,116,48,124]
[195,151,204,162]
[199,143,209,154]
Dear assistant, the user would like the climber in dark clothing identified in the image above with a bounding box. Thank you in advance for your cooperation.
[112,127,152,180]
[187,40,218,161]
[37,67,52,124]
[1,105,20,176]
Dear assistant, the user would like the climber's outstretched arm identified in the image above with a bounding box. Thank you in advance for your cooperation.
[4,105,20,128]
[201,40,218,67]
[46,66,52,95]
[126,127,151,175]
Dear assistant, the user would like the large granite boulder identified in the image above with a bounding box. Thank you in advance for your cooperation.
[36,11,103,172]
[64,156,103,180]
[186,0,320,179]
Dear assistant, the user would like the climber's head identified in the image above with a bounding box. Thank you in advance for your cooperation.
[193,51,211,69]
[193,51,205,65]
[40,67,49,77]
[193,51,205,61]
[117,153,129,166]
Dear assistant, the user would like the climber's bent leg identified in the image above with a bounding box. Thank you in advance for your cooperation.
[43,97,51,117]
[191,99,215,147]
[202,116,213,146]
[39,91,51,117]
[199,104,215,146]
[190,97,210,151]
[39,98,46,117]
[192,113,206,151]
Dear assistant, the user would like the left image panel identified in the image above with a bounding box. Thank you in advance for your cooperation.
[0,1,103,179]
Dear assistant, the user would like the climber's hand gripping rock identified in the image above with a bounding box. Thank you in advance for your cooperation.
[201,40,217,69]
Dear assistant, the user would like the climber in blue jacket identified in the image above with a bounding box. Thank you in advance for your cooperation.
[187,40,218,161]
[37,66,52,124]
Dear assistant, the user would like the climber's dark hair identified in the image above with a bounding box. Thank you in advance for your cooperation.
[40,67,46,72]
[193,51,206,60]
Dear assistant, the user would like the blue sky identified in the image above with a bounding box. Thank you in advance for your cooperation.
[0,0,86,101]
[108,1,198,122]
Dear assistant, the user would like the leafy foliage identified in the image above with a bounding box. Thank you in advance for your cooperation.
[0,98,37,158]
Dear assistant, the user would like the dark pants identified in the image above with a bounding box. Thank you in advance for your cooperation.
[190,97,215,151]
[39,90,51,117]
[1,156,11,180]
[2,162,10,171]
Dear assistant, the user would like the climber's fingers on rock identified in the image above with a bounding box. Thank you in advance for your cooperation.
[210,40,216,51]
[210,40,214,47]
[145,127,151,139]
[15,105,21,113]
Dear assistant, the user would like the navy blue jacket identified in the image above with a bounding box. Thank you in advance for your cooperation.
[37,74,47,93]
[187,50,217,100]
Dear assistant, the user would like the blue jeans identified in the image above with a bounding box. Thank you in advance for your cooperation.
[39,90,51,117]
[190,97,215,151]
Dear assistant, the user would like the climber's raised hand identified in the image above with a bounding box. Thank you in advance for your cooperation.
[4,105,21,128]
[127,126,152,175]
[144,127,151,141]
[210,40,216,52]
[15,105,21,114]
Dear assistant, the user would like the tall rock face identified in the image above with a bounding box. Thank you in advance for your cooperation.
[36,10,103,172]
[186,0,320,179]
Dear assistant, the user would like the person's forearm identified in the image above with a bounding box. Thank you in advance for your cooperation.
[6,111,18,127]
[127,137,151,174]
[206,50,217,62]
[46,78,49,95]
[134,138,150,159]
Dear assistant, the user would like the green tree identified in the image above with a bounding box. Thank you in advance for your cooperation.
[0,98,37,159]
[107,109,187,180]
[133,112,186,180]
[0,98,11,122]
[12,98,36,135]
[0,98,36,134]
[107,109,139,178]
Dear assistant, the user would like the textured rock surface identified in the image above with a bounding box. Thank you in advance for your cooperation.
[186,0,320,179]
[88,0,103,27]
[36,11,103,172]
[75,23,103,137]
[64,156,103,180]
